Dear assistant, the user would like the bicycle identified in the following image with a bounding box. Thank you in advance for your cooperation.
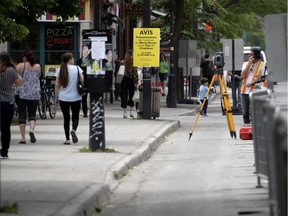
[38,76,57,119]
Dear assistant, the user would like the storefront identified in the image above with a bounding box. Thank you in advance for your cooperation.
[9,22,80,77]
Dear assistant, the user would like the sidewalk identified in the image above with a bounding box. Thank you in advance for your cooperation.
[1,83,286,216]
[0,94,198,216]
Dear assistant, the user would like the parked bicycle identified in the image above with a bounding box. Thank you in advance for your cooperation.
[38,76,57,119]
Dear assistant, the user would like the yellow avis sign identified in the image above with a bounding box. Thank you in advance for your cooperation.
[133,28,160,67]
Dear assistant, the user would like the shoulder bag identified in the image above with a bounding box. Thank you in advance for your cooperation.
[77,66,87,96]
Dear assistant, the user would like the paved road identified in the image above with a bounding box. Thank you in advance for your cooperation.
[96,94,270,216]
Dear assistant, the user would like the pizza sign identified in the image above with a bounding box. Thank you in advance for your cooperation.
[45,25,74,50]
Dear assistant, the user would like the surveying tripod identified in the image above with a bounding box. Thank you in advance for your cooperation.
[188,65,237,141]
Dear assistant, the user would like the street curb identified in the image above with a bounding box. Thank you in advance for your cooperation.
[104,120,180,189]
[54,120,180,216]
[55,184,110,216]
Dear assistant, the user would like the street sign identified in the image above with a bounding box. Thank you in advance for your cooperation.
[133,28,160,67]
[125,3,143,17]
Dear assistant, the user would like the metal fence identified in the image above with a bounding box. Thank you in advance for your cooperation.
[250,89,269,185]
[250,86,287,216]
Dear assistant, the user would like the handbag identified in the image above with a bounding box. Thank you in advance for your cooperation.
[132,88,140,102]
[77,66,87,96]
[116,65,125,84]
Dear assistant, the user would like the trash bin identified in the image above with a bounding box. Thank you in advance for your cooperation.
[139,86,160,119]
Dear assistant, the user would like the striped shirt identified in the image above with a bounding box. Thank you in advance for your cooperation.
[0,67,19,102]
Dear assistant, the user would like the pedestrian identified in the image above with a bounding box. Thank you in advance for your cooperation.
[77,44,93,118]
[158,52,169,96]
[135,66,143,115]
[228,70,242,106]
[114,55,122,101]
[240,48,265,124]
[121,49,138,118]
[0,52,23,159]
[200,53,215,86]
[103,49,114,103]
[55,52,84,145]
[16,49,41,144]
[198,77,211,116]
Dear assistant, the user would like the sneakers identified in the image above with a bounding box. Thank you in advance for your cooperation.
[29,132,36,143]
[70,130,78,143]
[0,155,9,159]
[129,111,134,118]
[123,112,127,118]
[0,149,8,159]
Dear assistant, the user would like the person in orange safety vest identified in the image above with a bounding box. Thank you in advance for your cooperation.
[240,48,266,124]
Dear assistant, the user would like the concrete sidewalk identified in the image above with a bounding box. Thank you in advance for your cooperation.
[0,95,198,216]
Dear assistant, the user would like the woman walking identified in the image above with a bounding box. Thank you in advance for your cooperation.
[55,53,84,144]
[121,49,138,118]
[0,52,23,158]
[158,52,169,96]
[16,49,41,144]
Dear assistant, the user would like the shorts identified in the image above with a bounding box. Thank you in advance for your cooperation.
[159,73,168,82]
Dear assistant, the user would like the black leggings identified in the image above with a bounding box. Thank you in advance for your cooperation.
[18,99,38,124]
[120,76,135,109]
[0,102,14,156]
[82,94,88,116]
[59,100,81,140]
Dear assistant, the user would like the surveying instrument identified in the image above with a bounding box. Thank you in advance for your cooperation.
[188,52,237,141]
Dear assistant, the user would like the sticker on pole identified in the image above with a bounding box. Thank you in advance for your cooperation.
[133,28,160,67]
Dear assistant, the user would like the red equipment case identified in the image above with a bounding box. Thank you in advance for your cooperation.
[239,124,253,140]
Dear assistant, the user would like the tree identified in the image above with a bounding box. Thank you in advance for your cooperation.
[0,0,81,43]
[152,0,286,101]
[153,0,286,49]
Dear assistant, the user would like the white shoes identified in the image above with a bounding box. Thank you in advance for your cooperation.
[123,108,135,118]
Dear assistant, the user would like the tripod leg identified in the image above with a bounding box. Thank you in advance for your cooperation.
[218,75,237,138]
[189,75,217,140]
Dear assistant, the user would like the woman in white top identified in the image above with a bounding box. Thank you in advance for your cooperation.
[55,53,84,145]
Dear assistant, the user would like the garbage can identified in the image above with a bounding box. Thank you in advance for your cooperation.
[139,86,160,119]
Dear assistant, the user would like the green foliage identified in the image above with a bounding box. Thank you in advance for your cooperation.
[0,202,18,213]
[79,146,117,153]
[152,0,287,51]
[0,0,81,43]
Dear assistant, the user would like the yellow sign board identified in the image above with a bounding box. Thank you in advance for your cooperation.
[133,28,160,67]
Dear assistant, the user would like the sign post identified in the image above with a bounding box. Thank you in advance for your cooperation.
[82,29,114,151]
[133,28,160,119]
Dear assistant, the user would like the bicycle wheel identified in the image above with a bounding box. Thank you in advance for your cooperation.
[38,94,47,119]
[48,91,57,119]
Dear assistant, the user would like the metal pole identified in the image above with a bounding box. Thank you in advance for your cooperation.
[166,0,177,108]
[142,0,152,119]
[94,0,99,30]
[232,39,236,107]
[88,3,106,151]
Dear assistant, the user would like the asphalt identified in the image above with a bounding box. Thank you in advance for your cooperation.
[0,83,286,216]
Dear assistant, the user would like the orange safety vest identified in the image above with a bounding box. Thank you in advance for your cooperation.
[241,61,264,93]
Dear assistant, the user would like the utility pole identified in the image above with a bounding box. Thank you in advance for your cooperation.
[87,0,106,151]
[166,0,177,108]
[142,0,152,119]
